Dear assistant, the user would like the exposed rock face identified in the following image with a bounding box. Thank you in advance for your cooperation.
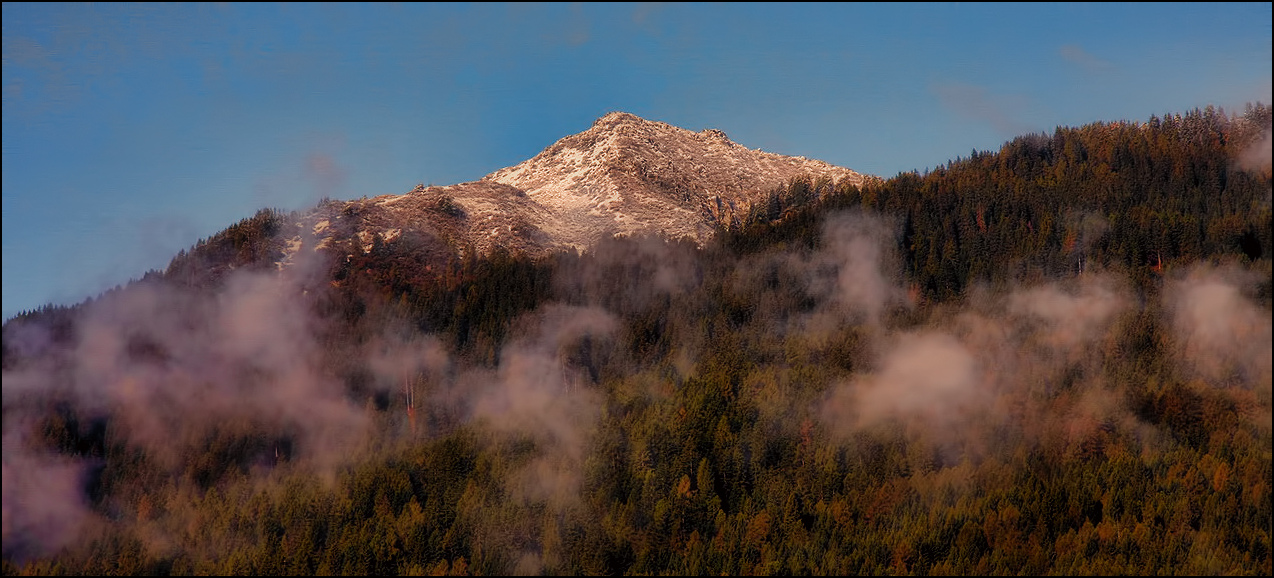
[285,112,872,266]
[484,111,869,251]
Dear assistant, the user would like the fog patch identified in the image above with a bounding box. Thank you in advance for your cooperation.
[1236,128,1273,174]
[467,304,617,503]
[1007,275,1128,360]
[1,427,95,563]
[1166,264,1272,389]
[1,248,375,558]
[555,233,701,315]
[823,331,986,436]
[819,273,1136,465]
[817,212,907,328]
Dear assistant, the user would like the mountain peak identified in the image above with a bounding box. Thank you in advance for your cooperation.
[594,111,647,127]
[591,111,732,146]
[297,115,875,266]
[480,113,869,246]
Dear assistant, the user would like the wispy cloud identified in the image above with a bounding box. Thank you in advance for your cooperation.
[1236,128,1273,174]
[1,34,80,120]
[932,82,1035,138]
[252,146,351,209]
[1,246,374,559]
[826,330,986,432]
[1059,44,1114,73]
[1166,264,1273,389]
[1,427,94,563]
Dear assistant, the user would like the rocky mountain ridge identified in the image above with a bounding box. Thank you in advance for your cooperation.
[280,112,874,268]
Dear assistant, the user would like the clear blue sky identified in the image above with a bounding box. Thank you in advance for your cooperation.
[3,2,1271,320]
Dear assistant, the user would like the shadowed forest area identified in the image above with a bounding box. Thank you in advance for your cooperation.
[3,103,1271,575]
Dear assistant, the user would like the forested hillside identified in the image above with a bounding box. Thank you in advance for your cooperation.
[3,104,1271,575]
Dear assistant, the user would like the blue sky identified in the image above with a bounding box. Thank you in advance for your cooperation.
[3,2,1271,320]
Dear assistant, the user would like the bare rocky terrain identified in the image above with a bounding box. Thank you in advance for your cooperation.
[279,112,873,267]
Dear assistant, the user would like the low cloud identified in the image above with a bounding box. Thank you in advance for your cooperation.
[819,273,1135,464]
[819,212,904,327]
[556,233,702,316]
[1236,128,1273,174]
[822,331,985,436]
[1,247,372,559]
[467,304,617,503]
[1166,264,1273,388]
[1,428,94,563]
[748,210,908,340]
[1007,274,1128,356]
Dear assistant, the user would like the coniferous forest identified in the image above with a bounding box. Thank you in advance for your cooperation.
[3,104,1271,575]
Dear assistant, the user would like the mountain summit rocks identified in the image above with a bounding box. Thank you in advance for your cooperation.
[290,112,872,266]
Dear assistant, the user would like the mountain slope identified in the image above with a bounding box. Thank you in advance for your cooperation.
[483,111,870,249]
[3,104,1271,576]
[287,112,872,266]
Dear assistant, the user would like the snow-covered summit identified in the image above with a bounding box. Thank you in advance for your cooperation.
[291,112,874,266]
[481,111,869,249]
